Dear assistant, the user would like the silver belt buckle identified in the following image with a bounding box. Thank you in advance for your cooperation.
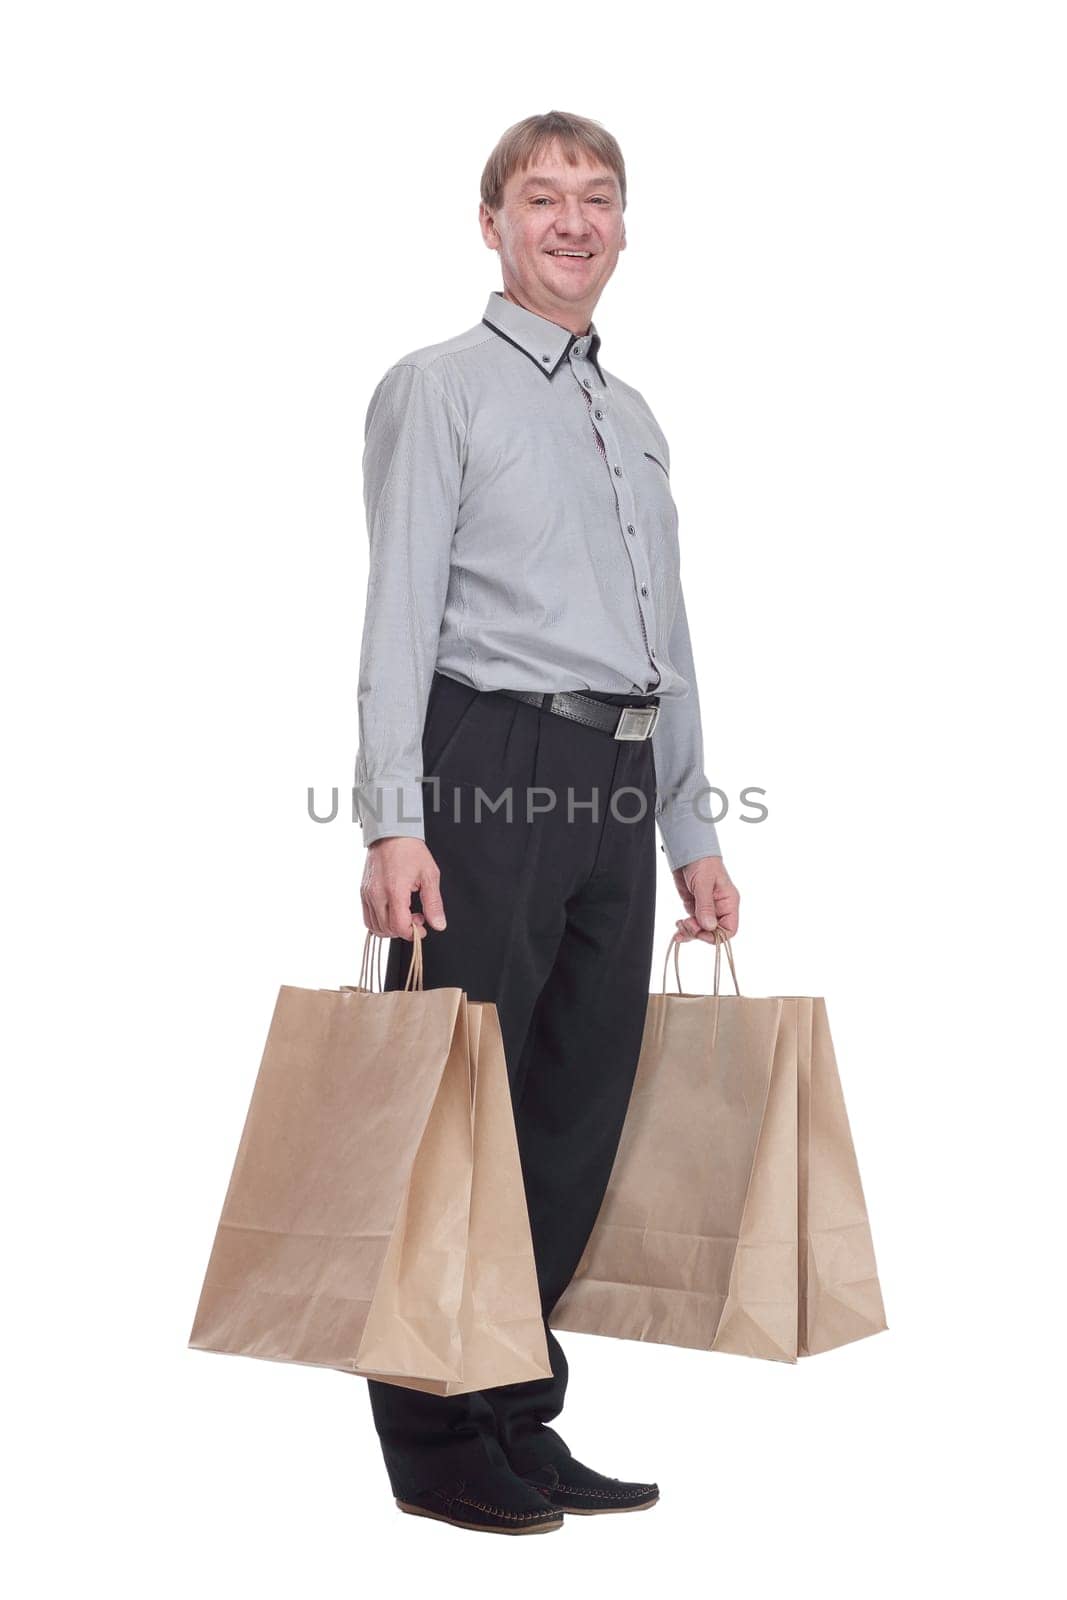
[614,704,659,740]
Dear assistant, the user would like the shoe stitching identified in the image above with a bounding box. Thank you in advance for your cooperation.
[551,1484,658,1499]
[408,1480,466,1514]
[516,1462,657,1501]
[454,1495,560,1523]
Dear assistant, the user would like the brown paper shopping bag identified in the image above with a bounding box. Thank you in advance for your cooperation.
[550,931,888,1363]
[189,931,551,1394]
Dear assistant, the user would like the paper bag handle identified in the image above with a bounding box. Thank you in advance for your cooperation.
[660,926,740,996]
[355,927,424,993]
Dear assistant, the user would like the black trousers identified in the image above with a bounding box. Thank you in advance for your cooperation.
[365,670,658,1499]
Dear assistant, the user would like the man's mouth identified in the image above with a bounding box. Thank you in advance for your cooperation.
[546,249,593,258]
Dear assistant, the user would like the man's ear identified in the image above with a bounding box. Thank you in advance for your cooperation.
[479,202,500,252]
[619,221,627,252]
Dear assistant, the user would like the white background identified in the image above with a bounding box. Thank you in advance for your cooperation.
[4,2,1064,1594]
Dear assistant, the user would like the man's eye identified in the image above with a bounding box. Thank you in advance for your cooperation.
[588,196,610,205]
[531,197,554,206]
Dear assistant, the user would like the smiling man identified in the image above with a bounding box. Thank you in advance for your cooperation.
[353,110,740,1535]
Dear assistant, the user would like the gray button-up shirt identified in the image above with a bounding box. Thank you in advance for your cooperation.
[354,290,721,870]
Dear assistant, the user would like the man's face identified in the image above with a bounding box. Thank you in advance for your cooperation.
[480,142,626,326]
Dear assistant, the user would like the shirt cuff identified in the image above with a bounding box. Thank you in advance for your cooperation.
[354,780,425,848]
[656,806,722,873]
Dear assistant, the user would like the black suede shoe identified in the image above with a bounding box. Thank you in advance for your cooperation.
[395,1466,564,1535]
[517,1456,660,1515]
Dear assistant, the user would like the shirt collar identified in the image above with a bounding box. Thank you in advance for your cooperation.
[481,290,604,383]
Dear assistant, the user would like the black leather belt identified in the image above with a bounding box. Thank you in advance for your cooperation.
[493,687,660,740]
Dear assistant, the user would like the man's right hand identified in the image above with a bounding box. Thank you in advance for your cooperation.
[360,837,447,939]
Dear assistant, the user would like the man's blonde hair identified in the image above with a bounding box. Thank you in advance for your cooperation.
[480,110,627,212]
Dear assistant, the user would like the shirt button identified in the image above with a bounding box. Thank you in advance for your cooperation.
[583,379,592,389]
[627,524,635,535]
[541,354,551,363]
[613,465,622,476]
[640,585,649,596]
[594,409,604,419]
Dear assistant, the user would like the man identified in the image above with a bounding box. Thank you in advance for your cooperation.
[354,110,740,1535]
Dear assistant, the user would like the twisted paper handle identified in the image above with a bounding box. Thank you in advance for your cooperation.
[356,925,424,992]
[660,925,739,996]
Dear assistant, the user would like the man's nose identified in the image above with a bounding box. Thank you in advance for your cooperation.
[554,196,591,236]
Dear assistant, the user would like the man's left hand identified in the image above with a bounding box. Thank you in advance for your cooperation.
[671,856,740,941]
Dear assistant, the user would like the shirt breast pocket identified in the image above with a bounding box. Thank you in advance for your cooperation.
[639,451,679,543]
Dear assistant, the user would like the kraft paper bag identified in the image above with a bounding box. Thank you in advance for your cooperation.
[550,931,888,1363]
[189,930,552,1394]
